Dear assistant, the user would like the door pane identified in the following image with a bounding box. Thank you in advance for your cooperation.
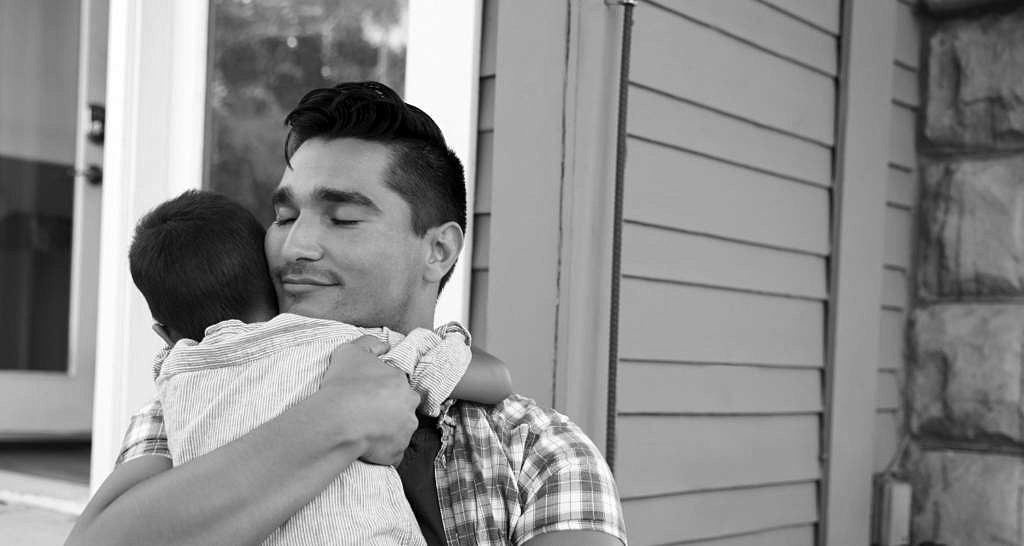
[0,0,80,372]
[205,0,408,225]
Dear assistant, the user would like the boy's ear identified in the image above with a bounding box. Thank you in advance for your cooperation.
[423,221,464,284]
[152,323,175,346]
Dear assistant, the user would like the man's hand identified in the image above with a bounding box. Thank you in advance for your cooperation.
[323,335,419,466]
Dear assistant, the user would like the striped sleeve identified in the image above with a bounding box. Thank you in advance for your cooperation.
[115,398,172,464]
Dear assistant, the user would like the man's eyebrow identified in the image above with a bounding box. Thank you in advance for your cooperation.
[271,187,294,207]
[313,187,381,213]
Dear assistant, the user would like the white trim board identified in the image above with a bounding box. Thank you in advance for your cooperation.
[90,0,208,492]
[405,0,482,329]
[820,0,898,543]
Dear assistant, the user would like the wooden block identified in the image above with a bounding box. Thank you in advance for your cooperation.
[619,278,825,367]
[624,138,831,254]
[618,362,823,414]
[632,4,835,144]
[622,482,818,544]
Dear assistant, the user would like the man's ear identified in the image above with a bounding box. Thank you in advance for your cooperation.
[424,221,464,284]
[152,323,176,347]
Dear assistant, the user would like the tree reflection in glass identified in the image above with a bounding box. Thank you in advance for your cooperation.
[205,0,408,226]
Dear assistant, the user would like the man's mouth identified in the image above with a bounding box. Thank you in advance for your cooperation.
[280,275,337,287]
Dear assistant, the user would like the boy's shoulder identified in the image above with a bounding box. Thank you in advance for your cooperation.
[157,314,393,375]
[202,313,344,341]
[179,313,361,350]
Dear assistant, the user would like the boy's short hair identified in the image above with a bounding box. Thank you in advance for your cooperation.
[129,190,276,341]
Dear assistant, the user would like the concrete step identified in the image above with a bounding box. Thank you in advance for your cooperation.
[0,470,86,545]
[0,501,78,546]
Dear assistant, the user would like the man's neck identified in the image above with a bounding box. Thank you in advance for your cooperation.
[242,302,279,325]
[373,307,435,335]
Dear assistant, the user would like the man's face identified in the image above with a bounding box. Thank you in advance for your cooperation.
[265,137,428,330]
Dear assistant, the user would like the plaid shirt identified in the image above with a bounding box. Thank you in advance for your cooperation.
[118,395,626,545]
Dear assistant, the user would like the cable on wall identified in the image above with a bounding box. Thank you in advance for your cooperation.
[605,0,635,472]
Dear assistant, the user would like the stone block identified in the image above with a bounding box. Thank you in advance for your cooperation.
[925,0,1016,13]
[909,447,1023,546]
[925,7,1024,151]
[919,156,1024,298]
[911,304,1024,444]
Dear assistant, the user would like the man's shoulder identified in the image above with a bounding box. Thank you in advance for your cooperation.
[446,396,625,543]
[488,394,575,430]
[453,394,600,458]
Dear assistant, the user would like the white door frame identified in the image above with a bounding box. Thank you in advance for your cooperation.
[405,0,482,329]
[90,0,208,488]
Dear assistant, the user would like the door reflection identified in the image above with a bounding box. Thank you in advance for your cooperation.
[0,0,80,372]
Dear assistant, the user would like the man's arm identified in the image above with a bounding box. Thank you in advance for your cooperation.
[523,531,624,546]
[387,328,512,413]
[66,336,418,546]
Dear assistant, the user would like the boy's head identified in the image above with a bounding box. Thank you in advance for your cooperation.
[129,190,277,343]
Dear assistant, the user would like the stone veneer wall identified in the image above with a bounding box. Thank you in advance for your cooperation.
[910,0,1024,544]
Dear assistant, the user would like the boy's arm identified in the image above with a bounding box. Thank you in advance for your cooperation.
[451,345,513,404]
[66,337,419,546]
[386,326,512,415]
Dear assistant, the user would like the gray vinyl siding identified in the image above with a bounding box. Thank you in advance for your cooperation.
[617,1,840,543]
[469,0,497,346]
[874,0,920,473]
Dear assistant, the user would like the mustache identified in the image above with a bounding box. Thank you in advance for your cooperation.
[274,263,342,285]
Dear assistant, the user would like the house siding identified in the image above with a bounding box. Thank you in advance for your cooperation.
[617,1,840,543]
[469,0,497,346]
[874,0,920,473]
[470,0,909,541]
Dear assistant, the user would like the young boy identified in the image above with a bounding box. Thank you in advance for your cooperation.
[128,190,511,545]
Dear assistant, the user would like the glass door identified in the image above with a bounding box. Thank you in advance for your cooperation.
[0,0,106,438]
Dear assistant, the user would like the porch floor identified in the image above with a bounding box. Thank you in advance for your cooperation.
[0,501,78,545]
[0,442,90,544]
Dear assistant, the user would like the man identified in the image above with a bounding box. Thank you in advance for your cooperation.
[67,82,625,546]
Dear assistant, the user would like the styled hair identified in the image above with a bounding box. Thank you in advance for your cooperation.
[129,190,277,341]
[283,81,467,291]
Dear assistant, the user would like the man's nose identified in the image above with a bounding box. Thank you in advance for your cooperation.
[280,216,324,262]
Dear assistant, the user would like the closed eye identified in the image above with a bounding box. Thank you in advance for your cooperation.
[273,204,297,226]
[330,219,361,226]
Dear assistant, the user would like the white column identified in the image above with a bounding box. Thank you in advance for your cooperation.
[90,0,208,491]
[553,0,625,450]
[404,0,482,328]
[821,0,897,543]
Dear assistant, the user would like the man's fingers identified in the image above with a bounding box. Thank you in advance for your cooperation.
[348,335,390,356]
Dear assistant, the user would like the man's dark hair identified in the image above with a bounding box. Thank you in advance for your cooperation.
[129,190,277,341]
[283,81,467,291]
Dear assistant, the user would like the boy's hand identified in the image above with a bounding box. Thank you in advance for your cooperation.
[322,335,419,466]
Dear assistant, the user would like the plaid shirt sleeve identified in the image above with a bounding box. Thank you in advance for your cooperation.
[115,397,172,464]
[512,420,627,544]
